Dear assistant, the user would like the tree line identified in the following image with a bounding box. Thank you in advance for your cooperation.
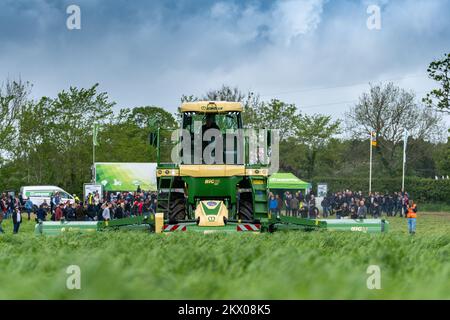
[0,53,449,195]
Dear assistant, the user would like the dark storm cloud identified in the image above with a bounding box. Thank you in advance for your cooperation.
[0,0,449,123]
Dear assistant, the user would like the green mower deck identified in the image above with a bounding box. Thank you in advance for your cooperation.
[34,215,388,235]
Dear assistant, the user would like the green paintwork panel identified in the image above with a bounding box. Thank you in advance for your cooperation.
[35,221,99,235]
[35,216,155,235]
[322,219,389,233]
[182,176,242,205]
[164,223,259,233]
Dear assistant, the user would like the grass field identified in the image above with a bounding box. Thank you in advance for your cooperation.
[0,213,449,299]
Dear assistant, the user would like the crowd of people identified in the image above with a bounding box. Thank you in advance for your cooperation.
[269,191,319,218]
[83,190,158,221]
[320,190,412,219]
[33,189,159,223]
[269,189,414,220]
[0,193,24,233]
[0,189,158,234]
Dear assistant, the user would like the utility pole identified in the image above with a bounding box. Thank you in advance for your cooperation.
[369,131,376,194]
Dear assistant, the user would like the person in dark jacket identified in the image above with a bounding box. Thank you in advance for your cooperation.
[0,209,4,234]
[308,195,316,218]
[276,194,283,216]
[36,204,47,222]
[290,197,299,217]
[357,201,367,219]
[75,204,87,221]
[115,203,124,219]
[372,201,381,218]
[12,208,22,234]
[321,196,330,218]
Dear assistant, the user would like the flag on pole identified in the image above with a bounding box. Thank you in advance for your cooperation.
[93,123,99,146]
[370,131,377,146]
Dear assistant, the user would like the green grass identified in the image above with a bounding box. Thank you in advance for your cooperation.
[0,213,449,299]
[420,202,450,212]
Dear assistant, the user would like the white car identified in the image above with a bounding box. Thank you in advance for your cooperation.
[20,186,75,209]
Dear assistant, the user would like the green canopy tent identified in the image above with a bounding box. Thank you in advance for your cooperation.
[268,173,311,191]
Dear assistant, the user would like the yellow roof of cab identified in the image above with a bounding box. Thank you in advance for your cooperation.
[180,101,243,113]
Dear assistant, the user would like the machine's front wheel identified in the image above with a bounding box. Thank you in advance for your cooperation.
[169,197,187,222]
[158,193,187,222]
[238,195,254,221]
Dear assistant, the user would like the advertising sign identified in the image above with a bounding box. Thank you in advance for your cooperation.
[317,183,328,198]
[83,183,103,202]
[95,162,157,191]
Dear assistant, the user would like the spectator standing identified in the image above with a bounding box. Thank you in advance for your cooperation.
[269,195,278,218]
[340,202,350,219]
[0,208,4,234]
[55,204,64,221]
[0,195,7,221]
[308,195,316,219]
[350,206,358,219]
[402,193,409,218]
[290,196,299,217]
[25,198,33,220]
[276,194,283,216]
[357,201,367,219]
[76,203,87,221]
[138,199,144,216]
[12,207,22,234]
[321,196,330,218]
[115,202,124,219]
[50,193,55,216]
[284,191,292,216]
[102,203,111,221]
[36,204,47,222]
[372,201,381,218]
[406,200,417,235]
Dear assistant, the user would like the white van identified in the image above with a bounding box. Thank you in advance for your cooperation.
[20,186,75,208]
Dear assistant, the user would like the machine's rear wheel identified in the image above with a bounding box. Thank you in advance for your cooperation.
[238,193,254,221]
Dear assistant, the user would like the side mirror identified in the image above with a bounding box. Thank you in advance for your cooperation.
[267,129,272,147]
[149,132,157,147]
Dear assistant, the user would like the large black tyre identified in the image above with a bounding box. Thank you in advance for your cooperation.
[238,193,254,221]
[169,198,187,222]
[158,193,187,222]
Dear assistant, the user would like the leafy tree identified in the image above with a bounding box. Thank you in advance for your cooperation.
[1,84,115,193]
[125,106,177,129]
[252,99,301,141]
[346,82,443,175]
[0,79,32,159]
[294,114,341,179]
[423,53,450,113]
[95,106,175,164]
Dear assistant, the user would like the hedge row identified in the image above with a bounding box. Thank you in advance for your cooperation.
[311,177,450,203]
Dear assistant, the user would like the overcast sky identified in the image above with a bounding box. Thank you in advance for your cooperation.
[1,0,449,124]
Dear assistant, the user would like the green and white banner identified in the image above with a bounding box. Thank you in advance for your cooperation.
[95,162,157,191]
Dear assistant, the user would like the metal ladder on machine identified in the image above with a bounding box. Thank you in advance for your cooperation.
[250,177,268,220]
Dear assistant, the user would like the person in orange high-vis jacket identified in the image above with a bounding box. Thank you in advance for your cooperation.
[406,200,417,235]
